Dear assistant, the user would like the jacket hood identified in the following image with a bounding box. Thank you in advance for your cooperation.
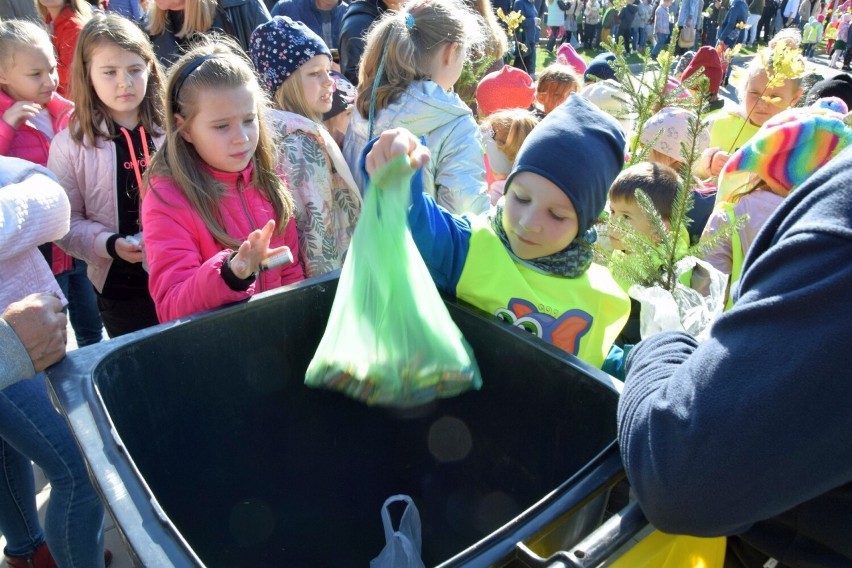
[370,80,472,136]
[344,0,384,18]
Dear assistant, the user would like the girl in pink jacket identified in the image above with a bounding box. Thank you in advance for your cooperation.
[36,0,92,98]
[49,13,166,337]
[141,37,305,322]
[0,19,104,346]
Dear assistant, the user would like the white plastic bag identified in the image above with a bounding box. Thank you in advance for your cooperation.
[629,256,727,343]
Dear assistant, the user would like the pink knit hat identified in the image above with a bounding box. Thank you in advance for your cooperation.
[557,43,588,75]
[476,65,536,117]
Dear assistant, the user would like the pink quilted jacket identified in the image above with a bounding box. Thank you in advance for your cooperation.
[141,163,305,322]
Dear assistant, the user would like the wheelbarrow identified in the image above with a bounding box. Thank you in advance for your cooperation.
[46,272,651,567]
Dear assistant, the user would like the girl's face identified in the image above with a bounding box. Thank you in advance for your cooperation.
[0,45,58,105]
[743,72,802,127]
[298,55,334,116]
[38,0,67,15]
[608,197,669,251]
[503,171,579,260]
[154,0,185,9]
[177,84,260,173]
[88,43,149,128]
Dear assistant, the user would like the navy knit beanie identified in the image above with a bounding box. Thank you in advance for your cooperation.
[249,16,332,95]
[506,95,626,234]
[584,52,617,83]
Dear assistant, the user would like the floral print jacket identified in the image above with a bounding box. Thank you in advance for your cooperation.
[270,109,362,278]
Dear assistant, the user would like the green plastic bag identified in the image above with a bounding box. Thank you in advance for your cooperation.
[305,156,481,407]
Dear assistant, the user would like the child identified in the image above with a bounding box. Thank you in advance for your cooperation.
[606,161,683,345]
[830,12,852,67]
[323,71,356,149]
[249,16,362,279]
[825,12,840,54]
[697,46,805,177]
[638,106,715,242]
[36,0,92,97]
[343,0,490,215]
[475,64,536,118]
[48,13,164,338]
[481,108,539,204]
[141,37,305,322]
[0,19,104,347]
[679,45,725,113]
[534,63,583,117]
[801,15,823,58]
[650,0,673,59]
[701,106,852,309]
[608,161,682,254]
[512,0,539,74]
[364,95,631,369]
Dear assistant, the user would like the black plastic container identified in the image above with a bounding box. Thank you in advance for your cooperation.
[47,273,630,567]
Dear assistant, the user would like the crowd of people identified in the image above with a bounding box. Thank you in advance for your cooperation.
[0,0,850,565]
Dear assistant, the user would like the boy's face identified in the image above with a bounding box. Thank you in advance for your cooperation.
[608,197,668,251]
[744,72,803,127]
[502,171,579,260]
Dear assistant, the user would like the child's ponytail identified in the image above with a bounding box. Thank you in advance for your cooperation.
[355,0,488,121]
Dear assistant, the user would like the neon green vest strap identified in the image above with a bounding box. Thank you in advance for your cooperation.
[456,216,630,368]
[724,202,744,311]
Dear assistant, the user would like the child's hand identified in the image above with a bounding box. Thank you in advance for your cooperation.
[707,149,731,177]
[114,237,144,264]
[3,101,43,129]
[365,128,430,177]
[229,220,289,280]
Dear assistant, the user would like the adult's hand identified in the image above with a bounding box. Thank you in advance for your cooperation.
[2,293,67,372]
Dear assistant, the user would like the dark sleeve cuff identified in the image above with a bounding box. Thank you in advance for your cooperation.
[106,234,122,261]
[221,251,256,291]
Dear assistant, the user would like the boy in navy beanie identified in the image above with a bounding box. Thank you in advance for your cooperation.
[363,95,630,368]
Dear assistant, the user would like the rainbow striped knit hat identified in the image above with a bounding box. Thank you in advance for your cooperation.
[717,105,852,204]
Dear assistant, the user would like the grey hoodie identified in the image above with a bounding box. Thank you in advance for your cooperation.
[343,80,489,215]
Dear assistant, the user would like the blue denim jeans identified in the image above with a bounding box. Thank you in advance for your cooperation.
[55,259,103,347]
[0,374,105,565]
[651,32,669,57]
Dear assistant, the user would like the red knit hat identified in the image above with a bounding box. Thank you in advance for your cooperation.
[680,46,723,96]
[476,65,535,117]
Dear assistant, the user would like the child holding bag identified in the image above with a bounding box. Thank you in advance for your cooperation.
[49,13,165,337]
[250,16,362,279]
[364,96,630,369]
[142,36,304,322]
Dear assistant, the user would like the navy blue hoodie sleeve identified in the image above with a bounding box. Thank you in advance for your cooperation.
[359,137,472,294]
[617,147,852,540]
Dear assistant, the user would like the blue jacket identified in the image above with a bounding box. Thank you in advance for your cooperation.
[717,0,749,45]
[618,145,852,565]
[271,0,347,49]
[513,0,539,46]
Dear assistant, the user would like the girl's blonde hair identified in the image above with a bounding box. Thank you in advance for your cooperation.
[146,35,294,249]
[69,13,166,145]
[0,19,53,73]
[466,0,508,60]
[356,0,488,119]
[36,0,93,23]
[737,46,805,96]
[275,67,325,123]
[536,64,583,113]
[483,108,539,163]
[148,0,216,38]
